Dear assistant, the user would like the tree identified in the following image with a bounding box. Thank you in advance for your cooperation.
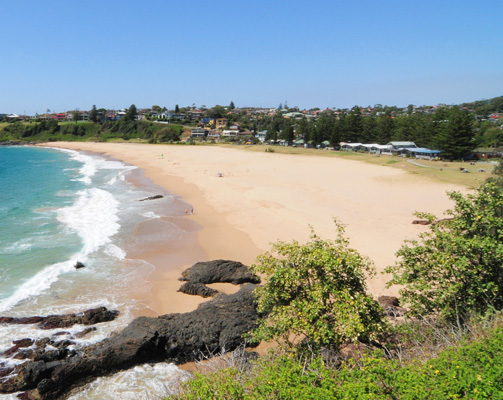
[266,113,283,142]
[153,126,181,143]
[295,116,311,142]
[386,183,503,322]
[250,220,387,350]
[89,105,98,123]
[175,104,180,114]
[313,111,336,145]
[479,127,503,148]
[124,104,138,122]
[280,118,294,143]
[434,106,475,160]
[486,160,503,187]
[229,101,235,110]
[345,106,364,142]
[377,108,395,144]
[152,105,162,113]
[207,105,226,119]
[72,109,80,124]
[362,114,378,143]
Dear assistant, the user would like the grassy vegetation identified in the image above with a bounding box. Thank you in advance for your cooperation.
[170,314,503,399]
[236,144,493,188]
[0,120,183,144]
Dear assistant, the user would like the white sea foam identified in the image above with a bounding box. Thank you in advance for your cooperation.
[57,188,120,257]
[67,363,189,400]
[0,187,120,313]
[141,211,161,219]
[3,239,33,254]
[55,148,136,185]
[104,244,126,260]
[0,259,74,313]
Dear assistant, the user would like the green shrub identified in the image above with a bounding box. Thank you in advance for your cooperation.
[386,182,503,321]
[170,322,503,399]
[250,221,387,350]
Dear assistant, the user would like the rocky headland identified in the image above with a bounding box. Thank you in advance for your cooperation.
[0,261,261,399]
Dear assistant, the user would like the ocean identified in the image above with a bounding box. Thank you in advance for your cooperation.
[0,146,193,399]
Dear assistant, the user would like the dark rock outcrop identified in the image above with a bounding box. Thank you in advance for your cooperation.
[178,259,261,298]
[0,284,260,399]
[74,261,85,269]
[378,296,406,317]
[178,282,219,298]
[138,195,164,201]
[180,259,261,285]
[0,307,119,330]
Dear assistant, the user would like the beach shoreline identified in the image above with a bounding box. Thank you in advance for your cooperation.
[39,142,467,315]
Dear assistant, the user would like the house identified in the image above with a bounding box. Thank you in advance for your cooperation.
[340,142,393,154]
[8,114,31,120]
[53,113,66,121]
[283,111,304,119]
[221,129,237,138]
[188,110,204,120]
[387,141,417,150]
[340,142,363,152]
[190,128,208,138]
[216,118,228,130]
[255,130,267,143]
[0,114,7,121]
[396,147,441,160]
[360,143,393,154]
[39,113,53,120]
[207,130,220,140]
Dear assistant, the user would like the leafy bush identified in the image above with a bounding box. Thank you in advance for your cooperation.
[250,221,387,350]
[386,183,503,321]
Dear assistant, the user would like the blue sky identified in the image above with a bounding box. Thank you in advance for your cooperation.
[1,0,502,115]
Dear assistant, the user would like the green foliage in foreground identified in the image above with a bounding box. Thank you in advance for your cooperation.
[386,182,503,321]
[170,322,503,399]
[250,221,387,350]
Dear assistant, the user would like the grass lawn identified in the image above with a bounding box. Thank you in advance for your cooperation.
[231,144,494,189]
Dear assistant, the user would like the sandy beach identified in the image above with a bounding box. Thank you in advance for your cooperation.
[41,142,467,315]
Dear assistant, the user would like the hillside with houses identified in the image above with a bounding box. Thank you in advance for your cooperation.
[1,96,502,160]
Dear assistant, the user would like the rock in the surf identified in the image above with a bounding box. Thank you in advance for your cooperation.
[1,284,260,399]
[0,307,119,330]
[138,194,164,201]
[74,261,85,269]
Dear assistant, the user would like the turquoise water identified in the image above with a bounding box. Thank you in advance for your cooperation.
[0,147,84,300]
[0,146,196,398]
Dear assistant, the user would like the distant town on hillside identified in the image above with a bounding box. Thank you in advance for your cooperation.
[1,96,502,161]
[1,96,502,124]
